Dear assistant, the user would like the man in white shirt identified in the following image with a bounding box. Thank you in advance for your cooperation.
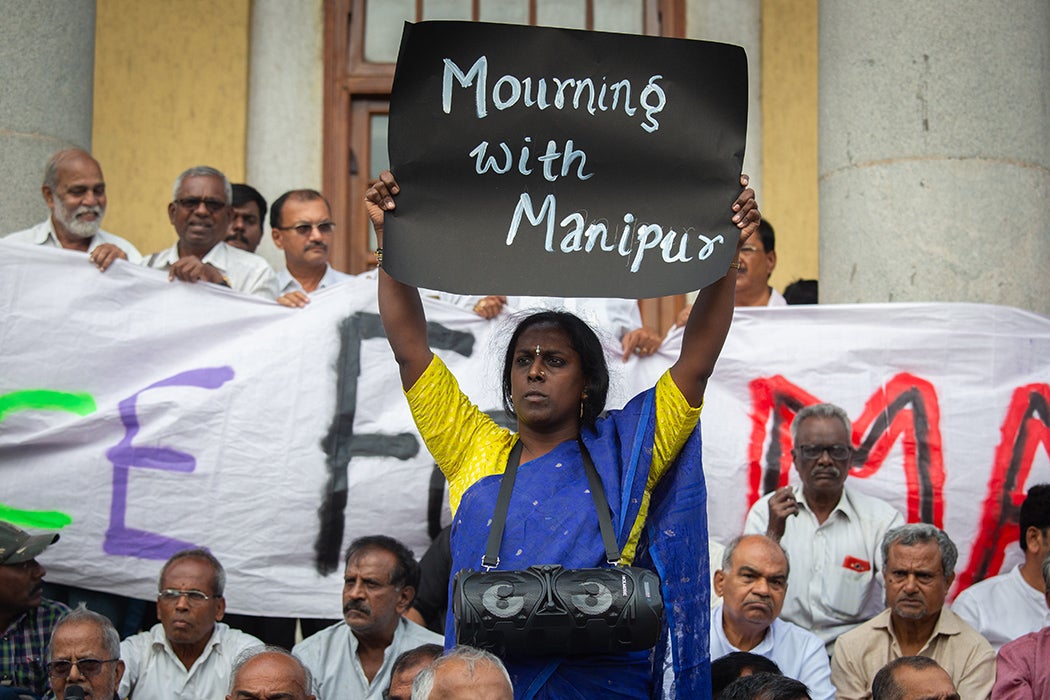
[292,535,443,700]
[119,548,262,699]
[744,403,904,649]
[710,534,835,700]
[270,189,353,308]
[952,483,1050,649]
[5,149,141,269]
[144,166,278,299]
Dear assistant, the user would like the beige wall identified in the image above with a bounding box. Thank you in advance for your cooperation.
[92,0,251,255]
[761,0,819,291]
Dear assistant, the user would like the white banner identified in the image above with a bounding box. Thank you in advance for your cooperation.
[1,241,1048,617]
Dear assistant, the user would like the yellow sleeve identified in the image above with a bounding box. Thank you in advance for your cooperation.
[621,370,702,564]
[405,355,514,514]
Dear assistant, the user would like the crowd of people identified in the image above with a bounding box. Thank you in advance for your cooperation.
[2,150,1048,699]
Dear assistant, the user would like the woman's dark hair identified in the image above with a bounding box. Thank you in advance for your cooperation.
[501,310,609,428]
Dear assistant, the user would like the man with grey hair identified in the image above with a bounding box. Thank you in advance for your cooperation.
[744,403,904,648]
[46,605,125,700]
[119,548,262,699]
[871,656,959,700]
[830,524,994,699]
[5,149,141,270]
[410,646,512,700]
[991,551,1050,698]
[226,646,316,700]
[144,166,277,298]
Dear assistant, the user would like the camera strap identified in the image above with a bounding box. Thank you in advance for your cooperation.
[481,438,621,570]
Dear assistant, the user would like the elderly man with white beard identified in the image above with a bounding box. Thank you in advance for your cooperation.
[5,149,142,270]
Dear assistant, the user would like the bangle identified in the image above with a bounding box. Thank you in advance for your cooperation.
[374,247,383,268]
[728,260,742,270]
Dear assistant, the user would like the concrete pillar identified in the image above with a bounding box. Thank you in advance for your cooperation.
[819,2,1050,315]
[0,2,96,234]
[687,0,762,198]
[244,0,325,272]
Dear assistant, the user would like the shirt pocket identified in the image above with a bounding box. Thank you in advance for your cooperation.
[823,566,875,619]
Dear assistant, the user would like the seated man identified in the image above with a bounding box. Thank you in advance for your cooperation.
[411,646,513,700]
[226,646,315,700]
[710,535,834,700]
[953,483,1050,649]
[831,524,995,699]
[0,521,68,697]
[144,166,277,298]
[871,657,959,700]
[991,552,1050,699]
[720,672,812,700]
[46,605,125,700]
[5,149,141,270]
[292,535,442,699]
[119,548,262,699]
[385,644,442,700]
[745,403,904,648]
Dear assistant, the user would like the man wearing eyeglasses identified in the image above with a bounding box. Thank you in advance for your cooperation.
[744,403,904,651]
[46,606,124,700]
[118,549,261,699]
[144,166,278,299]
[270,189,353,308]
[0,521,68,697]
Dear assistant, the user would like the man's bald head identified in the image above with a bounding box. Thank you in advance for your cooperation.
[226,647,315,700]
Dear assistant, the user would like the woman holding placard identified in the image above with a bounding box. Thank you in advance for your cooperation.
[366,169,758,699]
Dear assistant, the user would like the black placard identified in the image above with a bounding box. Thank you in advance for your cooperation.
[385,21,747,298]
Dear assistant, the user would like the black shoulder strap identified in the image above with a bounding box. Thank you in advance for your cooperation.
[481,438,621,569]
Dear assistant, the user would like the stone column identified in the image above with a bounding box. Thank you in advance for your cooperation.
[819,2,1050,315]
[244,0,325,271]
[0,2,97,234]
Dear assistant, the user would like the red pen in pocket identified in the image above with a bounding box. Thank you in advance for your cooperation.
[843,556,871,572]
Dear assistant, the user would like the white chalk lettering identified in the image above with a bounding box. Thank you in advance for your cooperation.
[505,197,727,272]
[469,141,512,174]
[441,56,663,132]
[506,192,557,250]
[470,138,592,182]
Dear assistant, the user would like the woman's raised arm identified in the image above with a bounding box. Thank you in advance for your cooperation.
[668,175,760,407]
[366,171,434,390]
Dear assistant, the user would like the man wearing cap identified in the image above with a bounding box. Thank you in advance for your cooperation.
[0,521,69,697]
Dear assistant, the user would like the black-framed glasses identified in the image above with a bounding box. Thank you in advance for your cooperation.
[157,588,219,605]
[175,197,227,213]
[46,658,119,678]
[796,444,851,461]
[274,221,335,237]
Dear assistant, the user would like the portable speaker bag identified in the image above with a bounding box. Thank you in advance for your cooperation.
[452,440,664,656]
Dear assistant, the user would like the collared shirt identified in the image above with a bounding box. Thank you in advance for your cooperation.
[830,607,996,700]
[744,485,904,646]
[118,622,262,700]
[710,603,835,700]
[993,626,1050,699]
[277,265,353,296]
[0,598,69,696]
[144,242,278,299]
[6,219,143,263]
[292,617,443,700]
[952,564,1050,650]
[767,287,788,306]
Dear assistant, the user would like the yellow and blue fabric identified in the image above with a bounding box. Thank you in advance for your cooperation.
[407,356,712,699]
